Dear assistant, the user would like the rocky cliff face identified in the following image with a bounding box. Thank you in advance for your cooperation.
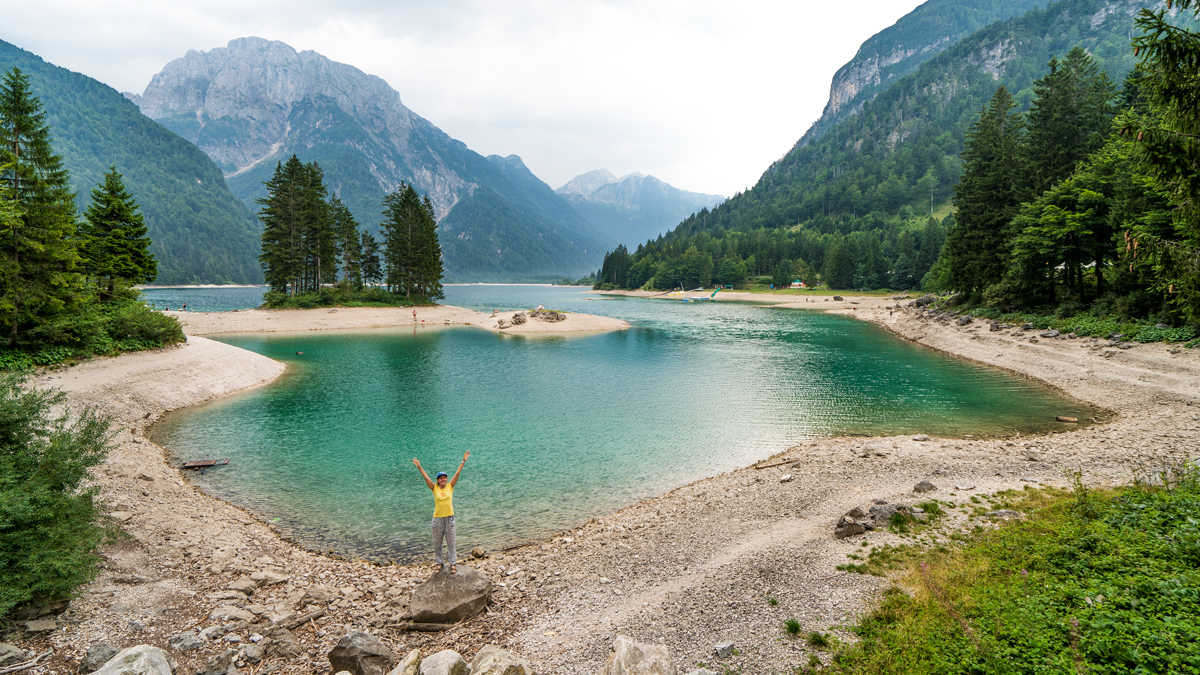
[796,0,1044,149]
[134,37,606,280]
[135,37,470,217]
[556,170,723,247]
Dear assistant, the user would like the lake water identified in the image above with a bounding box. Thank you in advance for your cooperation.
[149,285,1094,562]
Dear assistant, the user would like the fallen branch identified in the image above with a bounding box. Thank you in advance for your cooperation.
[0,649,52,675]
[279,608,324,630]
[754,458,797,470]
[387,621,453,632]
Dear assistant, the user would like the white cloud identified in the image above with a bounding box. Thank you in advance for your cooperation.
[3,0,922,195]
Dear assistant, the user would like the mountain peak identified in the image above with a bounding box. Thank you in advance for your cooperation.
[556,169,618,196]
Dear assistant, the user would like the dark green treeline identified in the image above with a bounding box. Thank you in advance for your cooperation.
[1,67,177,365]
[258,155,443,303]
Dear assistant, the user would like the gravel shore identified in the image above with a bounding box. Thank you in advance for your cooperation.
[12,299,1198,674]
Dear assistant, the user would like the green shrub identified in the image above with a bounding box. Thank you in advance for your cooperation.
[0,374,114,617]
[2,297,183,370]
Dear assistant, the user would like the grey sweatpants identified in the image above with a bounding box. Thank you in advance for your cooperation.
[432,515,456,565]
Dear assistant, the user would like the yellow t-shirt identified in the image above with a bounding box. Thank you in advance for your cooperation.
[432,483,454,517]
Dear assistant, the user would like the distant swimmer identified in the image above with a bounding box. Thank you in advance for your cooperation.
[413,309,418,321]
[412,451,470,574]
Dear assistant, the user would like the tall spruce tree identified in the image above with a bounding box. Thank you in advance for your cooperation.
[379,184,443,300]
[1023,47,1116,198]
[944,86,1026,296]
[79,166,156,299]
[300,163,334,292]
[0,68,79,346]
[360,230,382,286]
[417,195,443,300]
[330,195,361,285]
[258,157,307,294]
[1123,0,1200,319]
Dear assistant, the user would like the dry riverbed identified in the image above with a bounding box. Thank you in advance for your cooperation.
[8,299,1199,674]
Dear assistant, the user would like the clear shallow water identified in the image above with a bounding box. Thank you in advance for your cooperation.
[150,285,1095,562]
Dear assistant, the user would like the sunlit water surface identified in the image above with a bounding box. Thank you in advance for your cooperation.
[149,285,1094,561]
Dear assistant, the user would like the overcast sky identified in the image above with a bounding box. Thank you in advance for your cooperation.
[4,0,923,196]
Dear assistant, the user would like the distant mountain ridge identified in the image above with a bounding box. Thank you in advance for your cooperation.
[796,0,1045,149]
[131,37,607,282]
[0,39,262,285]
[556,170,724,249]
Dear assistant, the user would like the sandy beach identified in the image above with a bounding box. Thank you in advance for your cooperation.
[13,296,1200,674]
[170,304,628,336]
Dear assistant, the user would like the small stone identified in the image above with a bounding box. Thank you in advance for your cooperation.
[228,578,257,595]
[954,485,976,491]
[1040,330,1060,338]
[242,644,265,664]
[168,631,204,653]
[91,646,174,675]
[128,620,148,632]
[249,571,289,586]
[109,511,134,522]
[199,626,224,641]
[418,649,468,675]
[23,619,56,633]
[224,634,243,644]
[209,605,256,623]
[779,474,793,483]
[834,515,865,539]
[912,434,931,442]
[913,481,937,493]
[194,649,237,675]
[468,646,533,675]
[714,641,734,658]
[137,472,155,481]
[0,644,26,667]
[79,642,119,673]
[471,546,486,559]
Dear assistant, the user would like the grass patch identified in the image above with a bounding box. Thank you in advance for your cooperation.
[808,631,832,649]
[769,596,779,606]
[785,618,802,636]
[837,544,921,576]
[829,466,1200,674]
[963,309,1199,344]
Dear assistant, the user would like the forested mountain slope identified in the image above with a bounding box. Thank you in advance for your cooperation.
[673,0,1165,241]
[0,40,262,285]
[556,170,724,249]
[797,0,1045,148]
[132,38,606,282]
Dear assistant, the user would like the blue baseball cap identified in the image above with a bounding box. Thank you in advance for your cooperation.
[436,472,448,479]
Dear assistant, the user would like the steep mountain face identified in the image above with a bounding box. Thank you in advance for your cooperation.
[797,0,1045,149]
[133,37,605,281]
[669,0,1166,240]
[556,171,724,248]
[0,39,262,285]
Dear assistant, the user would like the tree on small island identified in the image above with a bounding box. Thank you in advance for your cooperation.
[258,155,443,308]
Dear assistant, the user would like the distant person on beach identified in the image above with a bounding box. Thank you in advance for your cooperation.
[412,451,470,573]
[413,309,417,321]
[182,303,186,312]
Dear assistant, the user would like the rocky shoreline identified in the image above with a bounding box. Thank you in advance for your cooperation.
[7,299,1198,674]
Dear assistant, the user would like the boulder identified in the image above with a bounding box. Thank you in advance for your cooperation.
[497,319,511,329]
[713,641,734,659]
[912,434,931,442]
[510,312,527,325]
[989,322,1001,332]
[470,645,534,675]
[471,546,486,559]
[263,626,305,659]
[328,632,395,675]
[249,571,288,586]
[832,295,843,301]
[193,649,236,675]
[0,644,27,667]
[408,566,492,624]
[301,584,336,604]
[419,650,468,675]
[167,632,203,653]
[388,649,421,675]
[913,481,937,494]
[91,646,174,675]
[599,635,676,675]
[80,642,120,673]
[1040,330,1060,338]
[955,316,972,326]
[833,515,865,539]
[531,309,565,322]
[1022,322,1035,330]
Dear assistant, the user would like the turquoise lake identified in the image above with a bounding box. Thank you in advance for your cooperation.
[149,285,1094,562]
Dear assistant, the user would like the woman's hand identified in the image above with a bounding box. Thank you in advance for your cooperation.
[413,458,421,468]
[462,451,470,462]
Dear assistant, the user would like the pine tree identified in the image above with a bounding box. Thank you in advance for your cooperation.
[417,195,443,300]
[1023,47,1116,198]
[943,86,1026,296]
[79,166,156,299]
[0,68,80,346]
[257,157,307,294]
[360,230,382,286]
[299,162,334,292]
[1123,0,1200,319]
[330,196,361,285]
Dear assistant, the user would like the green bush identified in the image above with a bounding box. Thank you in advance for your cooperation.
[831,469,1200,674]
[261,287,432,309]
[0,374,114,617]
